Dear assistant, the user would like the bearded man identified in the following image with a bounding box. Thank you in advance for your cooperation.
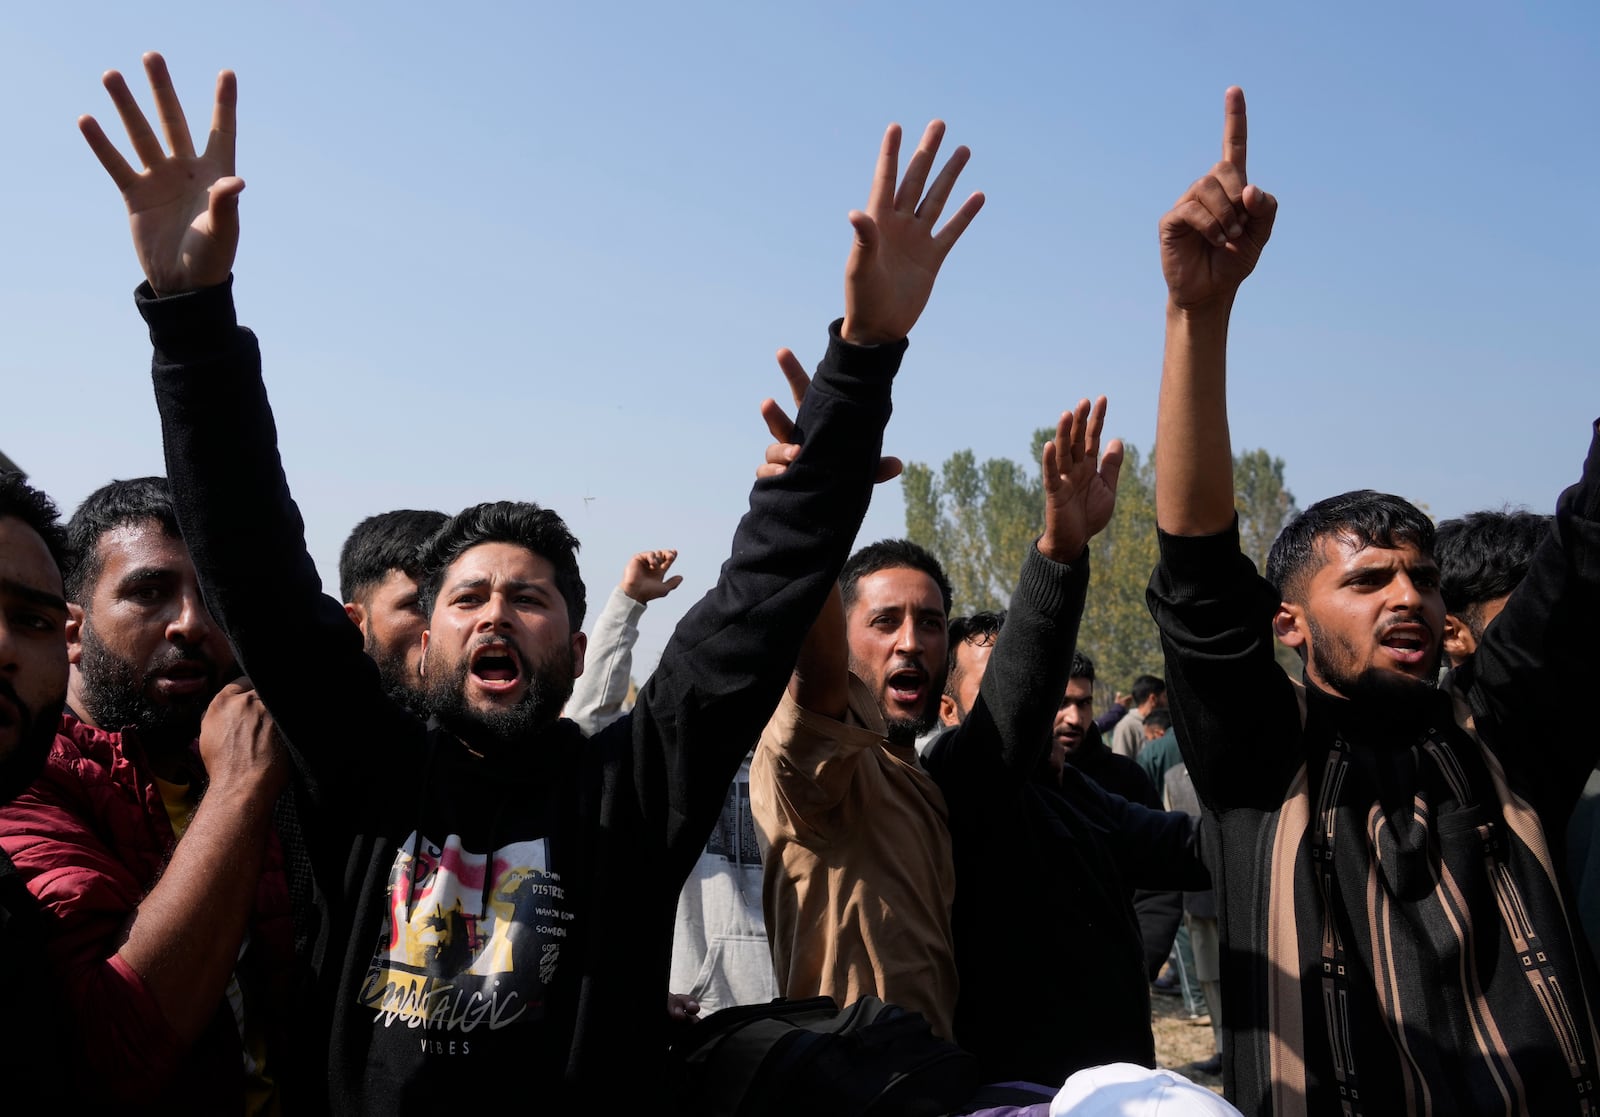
[0,476,296,1110]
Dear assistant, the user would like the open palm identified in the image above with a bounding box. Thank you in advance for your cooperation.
[842,121,984,345]
[80,53,241,294]
[1041,396,1124,563]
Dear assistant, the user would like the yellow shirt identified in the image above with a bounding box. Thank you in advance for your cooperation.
[152,777,279,1117]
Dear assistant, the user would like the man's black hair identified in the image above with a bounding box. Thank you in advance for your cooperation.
[1144,707,1174,734]
[1131,674,1166,706]
[417,501,586,630]
[1070,651,1095,681]
[340,509,449,603]
[839,539,953,616]
[1264,489,1436,604]
[64,477,179,602]
[0,472,68,575]
[945,609,1006,696]
[1434,508,1551,637]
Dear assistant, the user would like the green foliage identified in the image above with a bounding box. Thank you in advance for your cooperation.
[901,444,1044,614]
[1234,448,1298,574]
[903,436,1298,699]
[1078,444,1162,698]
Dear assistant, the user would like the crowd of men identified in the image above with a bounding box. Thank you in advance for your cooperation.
[0,52,1596,1117]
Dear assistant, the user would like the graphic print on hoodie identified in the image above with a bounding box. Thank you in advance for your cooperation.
[359,832,576,1055]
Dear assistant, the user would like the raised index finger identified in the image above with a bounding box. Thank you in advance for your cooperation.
[1222,86,1247,179]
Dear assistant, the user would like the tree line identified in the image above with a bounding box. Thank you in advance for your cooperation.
[903,436,1300,701]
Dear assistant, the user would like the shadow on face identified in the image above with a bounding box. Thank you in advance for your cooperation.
[0,516,69,800]
[68,520,235,748]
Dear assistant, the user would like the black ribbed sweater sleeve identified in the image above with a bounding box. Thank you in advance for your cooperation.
[619,320,902,880]
[1146,519,1306,813]
[140,279,423,808]
[926,544,1089,797]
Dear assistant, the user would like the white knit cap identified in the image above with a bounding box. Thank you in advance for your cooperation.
[1050,1063,1242,1116]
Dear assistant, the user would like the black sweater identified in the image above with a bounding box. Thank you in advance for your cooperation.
[1147,423,1600,1116]
[922,547,1206,1086]
[140,280,899,1114]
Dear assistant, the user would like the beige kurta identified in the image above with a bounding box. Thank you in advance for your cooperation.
[749,674,958,1039]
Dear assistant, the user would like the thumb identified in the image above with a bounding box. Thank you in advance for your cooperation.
[847,210,879,256]
[662,575,684,594]
[1099,439,1126,496]
[1242,185,1277,249]
[208,176,245,245]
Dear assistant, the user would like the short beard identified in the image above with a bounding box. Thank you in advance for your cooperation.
[883,714,932,750]
[0,678,64,803]
[422,642,575,750]
[858,655,949,750]
[76,621,224,755]
[367,629,425,711]
[1307,614,1437,717]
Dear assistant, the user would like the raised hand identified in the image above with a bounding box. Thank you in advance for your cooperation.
[80,53,241,295]
[756,349,903,482]
[1040,397,1125,563]
[842,121,985,345]
[620,550,684,604]
[1159,87,1277,312]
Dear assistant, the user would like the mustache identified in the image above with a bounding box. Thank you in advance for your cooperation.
[146,642,220,674]
[1376,617,1435,640]
[468,634,525,661]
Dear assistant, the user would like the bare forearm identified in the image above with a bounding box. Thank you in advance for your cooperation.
[1156,302,1237,536]
[115,781,274,1043]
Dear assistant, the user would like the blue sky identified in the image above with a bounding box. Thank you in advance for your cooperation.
[3,1,1595,672]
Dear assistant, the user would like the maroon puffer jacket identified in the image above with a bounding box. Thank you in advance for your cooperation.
[0,712,294,1112]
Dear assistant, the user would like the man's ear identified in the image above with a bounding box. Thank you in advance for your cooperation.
[344,600,366,632]
[1272,601,1307,651]
[570,630,588,680]
[418,630,431,676]
[938,694,960,728]
[65,602,85,666]
[1442,613,1477,669]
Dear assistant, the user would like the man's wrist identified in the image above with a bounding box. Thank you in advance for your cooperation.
[839,316,901,347]
[1166,296,1235,335]
[198,773,279,815]
[1038,534,1088,566]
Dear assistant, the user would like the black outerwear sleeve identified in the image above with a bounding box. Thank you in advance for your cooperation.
[1460,419,1600,819]
[575,319,900,883]
[925,543,1089,794]
[142,279,447,809]
[1054,767,1209,892]
[1145,519,1305,813]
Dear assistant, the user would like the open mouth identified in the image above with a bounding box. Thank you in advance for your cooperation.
[886,667,926,707]
[0,697,17,730]
[470,643,523,693]
[1378,624,1431,667]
